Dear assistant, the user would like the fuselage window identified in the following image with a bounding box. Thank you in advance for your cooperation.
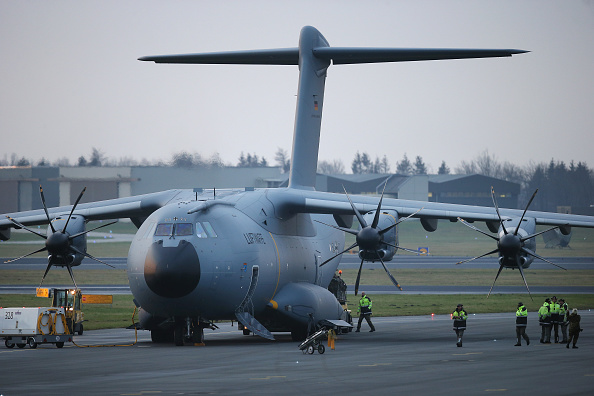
[155,223,173,236]
[203,221,218,238]
[175,223,193,236]
[196,222,208,238]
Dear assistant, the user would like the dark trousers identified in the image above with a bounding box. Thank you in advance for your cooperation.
[357,313,375,331]
[516,326,529,345]
[540,324,551,343]
[453,328,465,346]
[552,322,559,342]
[567,331,580,347]
[560,323,568,343]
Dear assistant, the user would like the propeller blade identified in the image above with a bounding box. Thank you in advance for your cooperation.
[384,242,418,254]
[457,218,499,241]
[38,256,54,289]
[5,215,47,239]
[371,181,387,229]
[4,246,48,264]
[455,248,500,265]
[343,185,368,228]
[520,225,560,243]
[39,186,56,233]
[68,220,118,240]
[377,253,403,291]
[319,242,358,267]
[379,207,423,236]
[490,186,508,235]
[487,264,505,299]
[313,220,358,236]
[65,264,79,289]
[521,248,567,270]
[61,187,86,233]
[354,258,364,296]
[514,189,538,236]
[516,255,533,301]
[69,245,116,269]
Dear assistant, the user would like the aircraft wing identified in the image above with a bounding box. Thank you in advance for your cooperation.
[273,189,594,229]
[0,189,191,240]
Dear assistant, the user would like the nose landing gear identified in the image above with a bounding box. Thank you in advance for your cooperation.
[173,317,218,346]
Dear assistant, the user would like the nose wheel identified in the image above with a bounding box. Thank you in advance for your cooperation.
[174,317,210,346]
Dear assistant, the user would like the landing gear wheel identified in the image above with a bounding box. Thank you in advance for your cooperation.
[318,344,325,354]
[5,340,15,349]
[28,338,37,349]
[17,343,26,349]
[243,329,251,336]
[56,342,64,348]
[192,326,204,344]
[307,345,314,354]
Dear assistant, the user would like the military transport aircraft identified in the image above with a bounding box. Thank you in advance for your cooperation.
[2,26,594,345]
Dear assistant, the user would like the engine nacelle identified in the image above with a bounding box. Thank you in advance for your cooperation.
[47,215,87,267]
[358,209,399,262]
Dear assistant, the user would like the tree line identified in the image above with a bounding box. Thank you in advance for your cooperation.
[3,148,592,211]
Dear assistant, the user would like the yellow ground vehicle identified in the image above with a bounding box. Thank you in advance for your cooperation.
[50,288,84,335]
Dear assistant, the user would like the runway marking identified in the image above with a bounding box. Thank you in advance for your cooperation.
[359,363,392,367]
[485,390,508,392]
[250,376,287,380]
[120,392,162,395]
[453,352,483,356]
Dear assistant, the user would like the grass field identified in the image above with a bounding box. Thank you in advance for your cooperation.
[2,293,593,331]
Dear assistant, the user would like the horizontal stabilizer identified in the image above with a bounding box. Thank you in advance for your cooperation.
[139,48,299,65]
[139,47,527,66]
[313,47,529,65]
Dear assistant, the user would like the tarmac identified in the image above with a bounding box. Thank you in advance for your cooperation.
[1,311,592,395]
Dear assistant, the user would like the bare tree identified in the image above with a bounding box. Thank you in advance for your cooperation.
[318,159,345,174]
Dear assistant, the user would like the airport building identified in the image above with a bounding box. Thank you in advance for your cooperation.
[0,166,283,213]
[0,166,520,213]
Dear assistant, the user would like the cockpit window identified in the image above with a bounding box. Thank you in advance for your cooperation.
[196,222,208,238]
[155,223,173,236]
[203,221,217,238]
[175,223,193,236]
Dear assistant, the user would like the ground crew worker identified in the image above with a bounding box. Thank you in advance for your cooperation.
[538,298,552,344]
[550,296,561,343]
[355,292,375,332]
[559,298,569,344]
[566,308,582,349]
[452,304,467,347]
[515,302,530,346]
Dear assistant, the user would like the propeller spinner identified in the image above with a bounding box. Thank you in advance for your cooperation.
[456,187,566,300]
[4,186,117,288]
[316,184,421,295]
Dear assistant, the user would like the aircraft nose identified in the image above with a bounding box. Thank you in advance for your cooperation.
[144,240,200,298]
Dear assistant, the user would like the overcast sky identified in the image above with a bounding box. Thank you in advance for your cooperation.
[1,1,593,173]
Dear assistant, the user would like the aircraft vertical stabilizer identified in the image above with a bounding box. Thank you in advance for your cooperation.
[139,26,527,191]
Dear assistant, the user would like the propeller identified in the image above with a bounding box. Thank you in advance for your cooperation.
[4,186,117,288]
[456,187,566,300]
[316,184,422,295]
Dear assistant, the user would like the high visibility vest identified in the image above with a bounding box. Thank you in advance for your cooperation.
[359,296,372,314]
[559,303,568,324]
[516,305,528,326]
[538,304,551,324]
[550,302,560,323]
[452,309,467,330]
